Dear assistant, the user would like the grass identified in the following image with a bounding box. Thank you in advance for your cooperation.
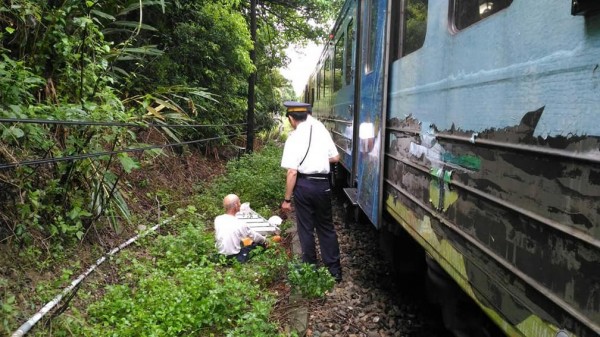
[2,142,334,337]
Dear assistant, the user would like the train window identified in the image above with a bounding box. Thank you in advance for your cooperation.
[403,0,428,56]
[453,0,512,30]
[304,85,309,103]
[334,36,344,92]
[391,0,428,60]
[345,20,353,85]
[306,76,315,106]
[364,0,378,73]
[317,66,322,100]
[324,57,332,102]
[321,64,326,101]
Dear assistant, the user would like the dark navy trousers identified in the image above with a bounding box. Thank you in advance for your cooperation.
[293,176,341,276]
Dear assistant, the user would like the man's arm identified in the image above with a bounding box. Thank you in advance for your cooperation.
[281,168,297,211]
[248,228,266,243]
[329,154,340,163]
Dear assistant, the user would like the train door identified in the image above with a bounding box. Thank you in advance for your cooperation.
[328,1,358,182]
[354,0,390,228]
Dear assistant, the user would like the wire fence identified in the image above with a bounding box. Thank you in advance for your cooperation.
[0,118,248,170]
[0,117,247,129]
[0,133,245,170]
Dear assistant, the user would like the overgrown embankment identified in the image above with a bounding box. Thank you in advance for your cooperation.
[1,1,341,334]
[1,144,339,336]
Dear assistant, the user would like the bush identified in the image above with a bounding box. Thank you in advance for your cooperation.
[194,144,285,220]
[287,260,335,299]
[82,267,280,336]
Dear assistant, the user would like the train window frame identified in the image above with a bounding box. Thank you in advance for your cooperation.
[313,75,318,103]
[317,65,322,100]
[391,0,429,61]
[307,75,315,106]
[450,0,513,31]
[324,56,332,103]
[345,19,354,85]
[321,63,326,101]
[364,0,378,74]
[334,34,345,93]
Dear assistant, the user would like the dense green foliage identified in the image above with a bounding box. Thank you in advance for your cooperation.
[0,0,340,246]
[6,144,333,336]
[134,0,255,132]
[78,223,286,336]
[288,259,336,299]
[0,0,213,246]
[44,212,290,336]
[195,144,287,220]
[1,0,342,334]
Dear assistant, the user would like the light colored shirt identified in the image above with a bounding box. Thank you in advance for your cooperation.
[214,214,266,255]
[307,114,327,131]
[281,117,338,174]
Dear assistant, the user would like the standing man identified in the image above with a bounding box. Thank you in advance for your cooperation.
[280,101,342,282]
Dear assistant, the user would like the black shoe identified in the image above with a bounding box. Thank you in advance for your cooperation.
[332,273,342,283]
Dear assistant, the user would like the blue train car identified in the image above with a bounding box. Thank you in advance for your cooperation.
[305,1,600,336]
[308,0,388,226]
[308,0,358,189]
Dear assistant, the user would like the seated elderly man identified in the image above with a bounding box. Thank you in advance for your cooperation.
[214,194,267,263]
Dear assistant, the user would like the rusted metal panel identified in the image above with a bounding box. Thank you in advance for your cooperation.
[385,108,600,336]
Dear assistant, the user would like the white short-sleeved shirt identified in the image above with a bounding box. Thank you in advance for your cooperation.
[214,214,265,255]
[281,116,338,174]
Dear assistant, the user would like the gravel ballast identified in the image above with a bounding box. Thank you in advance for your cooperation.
[290,192,454,337]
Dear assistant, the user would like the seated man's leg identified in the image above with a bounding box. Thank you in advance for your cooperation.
[235,242,265,263]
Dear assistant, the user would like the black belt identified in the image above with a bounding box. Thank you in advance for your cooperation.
[298,173,329,180]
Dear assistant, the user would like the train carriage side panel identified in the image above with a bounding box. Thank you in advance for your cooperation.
[385,0,599,337]
[312,0,358,177]
[330,3,358,175]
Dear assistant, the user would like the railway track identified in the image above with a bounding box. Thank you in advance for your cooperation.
[292,191,454,337]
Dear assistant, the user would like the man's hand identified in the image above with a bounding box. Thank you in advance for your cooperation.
[281,200,292,212]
